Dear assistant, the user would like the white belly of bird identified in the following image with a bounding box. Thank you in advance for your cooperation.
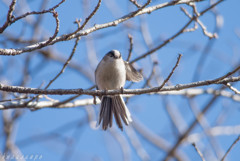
[96,59,126,90]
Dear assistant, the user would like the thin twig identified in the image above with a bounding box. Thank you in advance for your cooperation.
[127,34,133,62]
[0,0,66,33]
[130,0,224,63]
[45,36,80,89]
[44,10,60,45]
[163,95,220,161]
[39,49,94,82]
[192,143,206,161]
[158,54,182,90]
[125,126,150,161]
[188,99,224,159]
[50,85,95,107]
[221,135,240,161]
[180,7,198,32]
[0,96,29,103]
[0,0,203,56]
[190,2,218,39]
[132,117,189,161]
[196,18,218,39]
[109,128,131,161]
[7,0,17,22]
[0,0,17,33]
[69,0,102,37]
[32,0,49,39]
[192,7,223,82]
[130,18,193,63]
[224,83,240,94]
[24,30,80,106]
[129,0,141,8]
[181,6,192,18]
[143,61,158,88]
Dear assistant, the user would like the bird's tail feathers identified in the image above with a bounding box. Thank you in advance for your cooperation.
[98,96,132,130]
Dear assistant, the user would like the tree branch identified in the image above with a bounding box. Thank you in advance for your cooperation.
[0,74,240,96]
[221,135,240,161]
[0,0,66,33]
[192,143,206,161]
[130,0,224,63]
[1,88,240,110]
[0,0,206,56]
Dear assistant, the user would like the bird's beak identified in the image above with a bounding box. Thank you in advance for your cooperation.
[114,55,121,59]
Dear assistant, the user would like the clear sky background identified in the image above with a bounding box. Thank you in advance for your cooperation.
[1,0,240,161]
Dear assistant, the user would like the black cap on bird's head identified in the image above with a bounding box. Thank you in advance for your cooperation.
[107,50,121,59]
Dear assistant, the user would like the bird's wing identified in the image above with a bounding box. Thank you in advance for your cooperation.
[124,61,143,82]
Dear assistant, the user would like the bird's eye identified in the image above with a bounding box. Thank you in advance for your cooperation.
[108,52,114,57]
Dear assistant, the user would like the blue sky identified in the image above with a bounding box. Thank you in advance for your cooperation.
[1,0,240,161]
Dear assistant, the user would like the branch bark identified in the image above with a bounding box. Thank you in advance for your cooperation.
[0,76,240,96]
[0,0,208,56]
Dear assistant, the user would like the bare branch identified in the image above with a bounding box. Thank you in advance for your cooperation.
[0,98,101,110]
[0,0,237,160]
[197,19,218,39]
[0,0,17,33]
[0,0,66,33]
[68,0,102,36]
[158,54,182,90]
[182,3,218,39]
[163,63,239,161]
[2,88,240,110]
[180,7,198,32]
[131,0,224,63]
[163,94,220,161]
[221,135,240,161]
[0,0,207,56]
[224,83,240,95]
[187,125,240,142]
[125,126,150,161]
[109,128,131,161]
[132,117,190,161]
[0,71,240,97]
[45,37,80,89]
[192,143,206,161]
[130,18,193,63]
[127,34,133,62]
[142,61,158,88]
[44,10,60,45]
[7,0,17,22]
[129,0,141,8]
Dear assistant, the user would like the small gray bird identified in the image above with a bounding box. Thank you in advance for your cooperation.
[95,50,143,130]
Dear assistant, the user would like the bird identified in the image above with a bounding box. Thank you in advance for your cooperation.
[95,49,143,130]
